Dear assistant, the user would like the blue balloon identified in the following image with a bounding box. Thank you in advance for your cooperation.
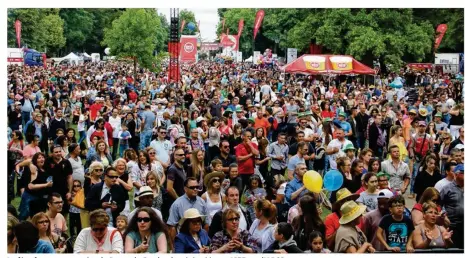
[323,169,344,191]
[187,22,196,31]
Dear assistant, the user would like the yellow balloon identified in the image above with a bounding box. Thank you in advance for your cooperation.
[303,170,323,193]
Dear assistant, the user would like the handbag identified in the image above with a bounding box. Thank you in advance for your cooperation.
[70,189,85,209]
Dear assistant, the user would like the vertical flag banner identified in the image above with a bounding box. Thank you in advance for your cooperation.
[238,19,244,38]
[434,24,448,50]
[180,36,198,63]
[180,20,186,33]
[222,19,226,32]
[15,20,21,48]
[253,10,265,40]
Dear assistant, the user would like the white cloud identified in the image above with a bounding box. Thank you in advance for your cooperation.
[158,8,219,42]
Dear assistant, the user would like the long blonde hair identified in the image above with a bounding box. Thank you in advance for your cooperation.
[190,149,205,179]
[146,171,161,193]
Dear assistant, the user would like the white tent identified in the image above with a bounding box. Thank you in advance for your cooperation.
[61,52,83,65]
[245,56,253,62]
[83,52,91,58]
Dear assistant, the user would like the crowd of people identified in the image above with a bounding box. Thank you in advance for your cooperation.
[6,60,464,253]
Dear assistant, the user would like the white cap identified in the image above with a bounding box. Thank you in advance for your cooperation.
[455,144,464,150]
[377,189,394,199]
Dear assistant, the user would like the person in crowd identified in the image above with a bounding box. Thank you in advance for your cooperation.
[166,148,187,201]
[113,158,133,216]
[236,129,259,184]
[412,201,454,249]
[167,177,209,246]
[368,114,385,157]
[243,175,267,221]
[211,208,259,253]
[305,230,331,253]
[388,125,408,162]
[187,148,206,191]
[413,155,442,202]
[264,222,303,253]
[81,161,104,228]
[69,180,83,238]
[124,207,169,253]
[381,145,410,195]
[440,163,464,249]
[361,189,393,251]
[359,148,374,173]
[7,215,19,253]
[116,215,128,235]
[327,128,354,170]
[13,221,55,253]
[87,140,113,169]
[174,208,211,253]
[334,201,375,253]
[356,172,380,211]
[268,132,289,177]
[85,167,126,227]
[409,120,434,199]
[31,212,65,253]
[146,171,163,211]
[435,161,457,193]
[201,171,225,226]
[73,209,123,253]
[291,194,325,251]
[223,163,243,197]
[284,163,308,206]
[376,195,415,253]
[128,185,163,221]
[214,140,236,174]
[412,187,450,227]
[368,157,381,174]
[249,199,277,252]
[287,142,308,180]
[150,126,172,169]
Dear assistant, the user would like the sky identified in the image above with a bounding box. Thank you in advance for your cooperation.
[158,9,219,42]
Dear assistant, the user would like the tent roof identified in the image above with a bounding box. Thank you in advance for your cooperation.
[282,54,375,75]
[82,52,91,58]
[62,52,82,60]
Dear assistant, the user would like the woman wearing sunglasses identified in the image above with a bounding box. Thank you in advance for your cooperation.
[124,207,170,253]
[412,201,453,249]
[211,208,258,253]
[174,208,211,253]
[201,171,226,226]
[73,209,123,253]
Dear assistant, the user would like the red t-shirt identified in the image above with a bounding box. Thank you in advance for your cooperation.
[324,212,363,238]
[235,142,258,175]
[321,110,335,119]
[89,103,102,121]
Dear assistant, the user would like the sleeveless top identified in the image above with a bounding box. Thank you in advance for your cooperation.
[420,225,446,248]
[205,192,222,224]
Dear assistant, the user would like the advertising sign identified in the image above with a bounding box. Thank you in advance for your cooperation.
[303,55,326,71]
[287,48,297,64]
[180,36,198,63]
[329,56,353,71]
[253,51,261,65]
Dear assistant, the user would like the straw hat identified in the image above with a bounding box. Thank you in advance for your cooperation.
[178,208,206,227]
[134,186,154,202]
[203,171,225,187]
[418,108,428,117]
[339,201,366,225]
[332,188,360,212]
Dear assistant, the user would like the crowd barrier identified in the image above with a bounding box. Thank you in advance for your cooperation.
[375,248,463,253]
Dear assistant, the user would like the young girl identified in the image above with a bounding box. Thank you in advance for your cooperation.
[116,215,128,235]
[305,231,331,253]
[69,180,82,238]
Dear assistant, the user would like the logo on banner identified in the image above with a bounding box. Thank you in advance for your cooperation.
[303,56,326,71]
[184,42,194,53]
[311,62,320,68]
[330,56,353,71]
[338,63,347,68]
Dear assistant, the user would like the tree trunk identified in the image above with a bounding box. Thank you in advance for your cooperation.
[133,56,137,76]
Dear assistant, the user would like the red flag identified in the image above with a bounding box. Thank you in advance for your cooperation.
[222,19,226,32]
[180,20,186,33]
[15,20,21,48]
[237,19,244,37]
[434,24,448,50]
[226,28,229,35]
[253,10,265,40]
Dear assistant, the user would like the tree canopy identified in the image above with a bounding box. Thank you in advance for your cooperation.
[180,9,197,35]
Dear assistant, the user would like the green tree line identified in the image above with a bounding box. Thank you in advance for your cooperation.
[217,8,464,70]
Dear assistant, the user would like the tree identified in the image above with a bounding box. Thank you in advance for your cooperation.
[179,9,197,35]
[42,14,66,55]
[59,8,94,52]
[102,8,165,72]
[216,8,256,57]
[83,9,124,55]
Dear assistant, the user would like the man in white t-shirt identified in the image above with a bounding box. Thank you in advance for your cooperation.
[150,126,172,168]
[108,109,121,160]
[326,128,353,169]
[435,161,456,193]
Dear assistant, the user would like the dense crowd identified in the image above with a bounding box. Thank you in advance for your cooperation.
[6,60,464,254]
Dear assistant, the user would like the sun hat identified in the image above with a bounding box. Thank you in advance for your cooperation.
[408,109,417,114]
[323,118,333,123]
[203,171,225,187]
[377,189,394,200]
[134,186,154,202]
[223,108,233,116]
[434,112,443,118]
[343,143,356,152]
[178,208,206,227]
[196,116,206,123]
[248,117,255,124]
[338,111,347,118]
[419,108,428,117]
[339,201,367,225]
[236,106,243,112]
[332,188,360,212]
[376,171,391,180]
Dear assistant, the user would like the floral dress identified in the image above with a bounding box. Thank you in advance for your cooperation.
[211,230,259,253]
[243,187,267,221]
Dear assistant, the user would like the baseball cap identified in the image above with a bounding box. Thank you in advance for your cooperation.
[454,164,464,174]
[455,144,464,150]
[417,121,427,126]
[377,189,394,199]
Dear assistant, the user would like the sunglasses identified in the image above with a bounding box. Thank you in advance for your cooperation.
[37,220,49,224]
[137,217,151,223]
[92,227,106,233]
[106,175,119,179]
[73,185,82,187]
[94,169,103,172]
[176,154,185,157]
[148,152,156,155]
[159,131,167,134]
[211,178,221,183]
[227,217,240,222]
[187,185,200,190]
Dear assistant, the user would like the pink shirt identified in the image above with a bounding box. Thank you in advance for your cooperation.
[22,145,41,159]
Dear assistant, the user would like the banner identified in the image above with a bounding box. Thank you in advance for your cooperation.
[180,36,198,63]
[287,48,297,64]
[238,19,244,37]
[220,34,239,51]
[253,10,265,40]
[15,20,21,48]
[329,56,353,71]
[303,55,326,71]
[180,20,186,33]
[434,24,448,50]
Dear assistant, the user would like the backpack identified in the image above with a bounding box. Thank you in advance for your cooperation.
[413,134,430,160]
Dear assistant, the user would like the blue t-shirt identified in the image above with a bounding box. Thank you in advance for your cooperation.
[140,110,156,132]
[30,239,55,253]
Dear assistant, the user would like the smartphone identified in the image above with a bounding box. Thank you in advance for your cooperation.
[143,236,148,244]
[46,176,53,183]
[111,201,117,206]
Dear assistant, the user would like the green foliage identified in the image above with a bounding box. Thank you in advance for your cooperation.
[180,9,197,35]
[102,8,164,71]
[42,14,66,54]
[59,9,94,52]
